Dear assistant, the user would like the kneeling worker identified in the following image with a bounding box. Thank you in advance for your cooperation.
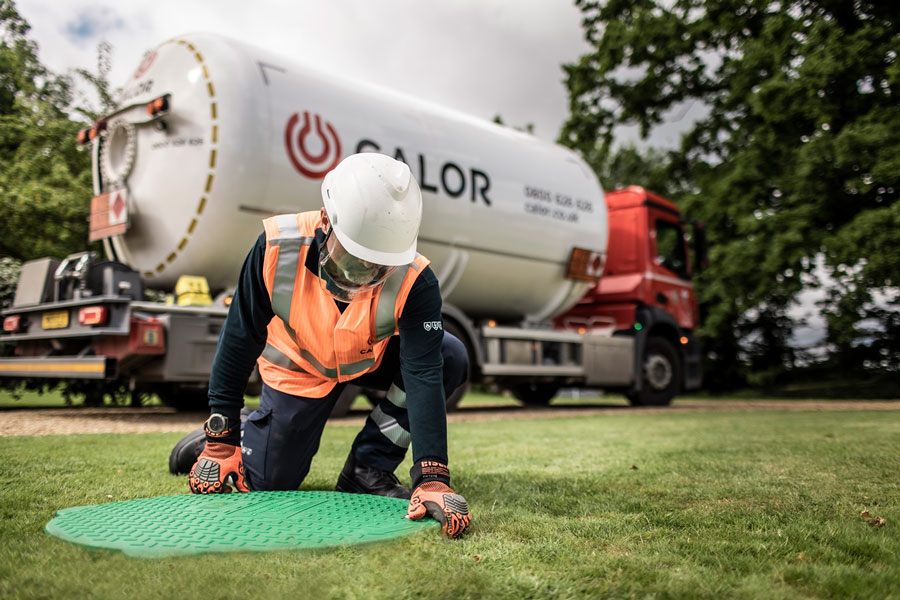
[170,153,471,538]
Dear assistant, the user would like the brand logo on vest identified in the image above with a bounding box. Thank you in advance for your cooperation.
[284,111,342,178]
[423,321,443,332]
[360,347,373,355]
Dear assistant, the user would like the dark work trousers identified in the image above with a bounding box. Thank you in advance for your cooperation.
[240,332,468,491]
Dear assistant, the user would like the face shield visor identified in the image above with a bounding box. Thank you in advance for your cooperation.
[318,227,398,302]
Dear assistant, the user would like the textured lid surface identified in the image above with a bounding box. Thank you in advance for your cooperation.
[45,491,435,558]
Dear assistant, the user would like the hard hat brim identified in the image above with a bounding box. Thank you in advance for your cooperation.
[329,224,417,267]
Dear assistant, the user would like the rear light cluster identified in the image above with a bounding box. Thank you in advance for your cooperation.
[78,306,108,326]
[3,315,24,333]
[76,94,170,145]
[146,95,169,116]
[77,120,107,146]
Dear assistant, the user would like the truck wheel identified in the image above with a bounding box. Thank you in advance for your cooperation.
[628,336,680,406]
[511,382,559,406]
[443,321,472,412]
[330,384,361,418]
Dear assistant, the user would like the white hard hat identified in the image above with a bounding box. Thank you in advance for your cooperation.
[321,153,423,266]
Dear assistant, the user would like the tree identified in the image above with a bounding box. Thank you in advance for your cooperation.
[0,0,96,262]
[589,144,681,199]
[73,40,117,121]
[561,0,900,388]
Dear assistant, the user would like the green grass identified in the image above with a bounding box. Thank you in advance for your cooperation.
[0,387,164,408]
[1,408,899,599]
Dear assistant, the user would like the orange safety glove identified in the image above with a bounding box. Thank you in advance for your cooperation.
[188,442,249,494]
[407,460,471,539]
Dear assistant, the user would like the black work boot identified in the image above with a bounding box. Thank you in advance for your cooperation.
[335,453,411,499]
[168,407,252,475]
[168,427,205,475]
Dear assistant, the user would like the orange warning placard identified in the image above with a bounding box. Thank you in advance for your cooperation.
[566,247,605,282]
[89,189,129,242]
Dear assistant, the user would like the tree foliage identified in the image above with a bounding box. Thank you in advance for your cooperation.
[561,0,900,388]
[0,0,97,262]
[0,256,21,309]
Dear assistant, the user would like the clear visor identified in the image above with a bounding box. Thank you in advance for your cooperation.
[318,228,397,302]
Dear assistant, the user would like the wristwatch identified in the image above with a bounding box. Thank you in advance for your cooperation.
[204,413,235,438]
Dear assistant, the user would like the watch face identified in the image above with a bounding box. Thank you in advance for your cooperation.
[207,414,227,433]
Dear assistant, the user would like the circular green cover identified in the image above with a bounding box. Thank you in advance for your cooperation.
[45,491,436,558]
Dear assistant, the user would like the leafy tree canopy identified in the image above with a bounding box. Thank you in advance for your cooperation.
[0,0,111,262]
[561,0,900,387]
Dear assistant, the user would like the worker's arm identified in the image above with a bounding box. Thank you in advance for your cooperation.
[399,271,471,538]
[189,233,271,494]
[206,232,274,442]
[397,266,448,464]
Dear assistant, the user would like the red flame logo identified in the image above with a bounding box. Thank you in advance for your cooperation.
[284,111,342,179]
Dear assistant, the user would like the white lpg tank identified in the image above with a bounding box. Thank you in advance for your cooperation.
[99,33,607,321]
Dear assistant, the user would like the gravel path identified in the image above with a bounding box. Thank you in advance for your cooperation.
[1,399,898,437]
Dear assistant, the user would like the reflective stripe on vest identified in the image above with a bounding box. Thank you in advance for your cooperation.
[262,342,377,380]
[269,214,314,323]
[262,343,336,378]
[373,256,424,341]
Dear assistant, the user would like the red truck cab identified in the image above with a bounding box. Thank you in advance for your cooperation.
[556,186,706,404]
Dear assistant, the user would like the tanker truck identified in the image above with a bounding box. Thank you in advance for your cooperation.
[0,33,706,412]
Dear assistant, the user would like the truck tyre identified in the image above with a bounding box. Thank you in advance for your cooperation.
[628,336,680,406]
[511,382,559,406]
[443,321,472,411]
[330,384,361,418]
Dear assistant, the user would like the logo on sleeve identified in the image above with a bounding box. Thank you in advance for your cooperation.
[423,321,443,332]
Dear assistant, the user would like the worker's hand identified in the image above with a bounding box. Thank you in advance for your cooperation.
[407,481,471,538]
[407,460,471,539]
[188,442,249,494]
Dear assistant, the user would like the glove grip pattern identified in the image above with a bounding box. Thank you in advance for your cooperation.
[188,442,249,494]
[407,480,471,539]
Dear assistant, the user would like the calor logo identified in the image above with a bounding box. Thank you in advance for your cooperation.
[423,321,443,332]
[284,111,342,179]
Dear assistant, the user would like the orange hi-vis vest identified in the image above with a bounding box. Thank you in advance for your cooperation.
[256,212,431,398]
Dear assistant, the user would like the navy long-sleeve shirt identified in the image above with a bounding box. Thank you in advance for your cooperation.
[207,229,447,463]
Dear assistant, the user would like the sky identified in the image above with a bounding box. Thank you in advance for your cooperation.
[20,0,705,148]
[21,0,594,143]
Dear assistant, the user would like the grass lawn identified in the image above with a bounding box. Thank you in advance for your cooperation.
[1,408,898,599]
